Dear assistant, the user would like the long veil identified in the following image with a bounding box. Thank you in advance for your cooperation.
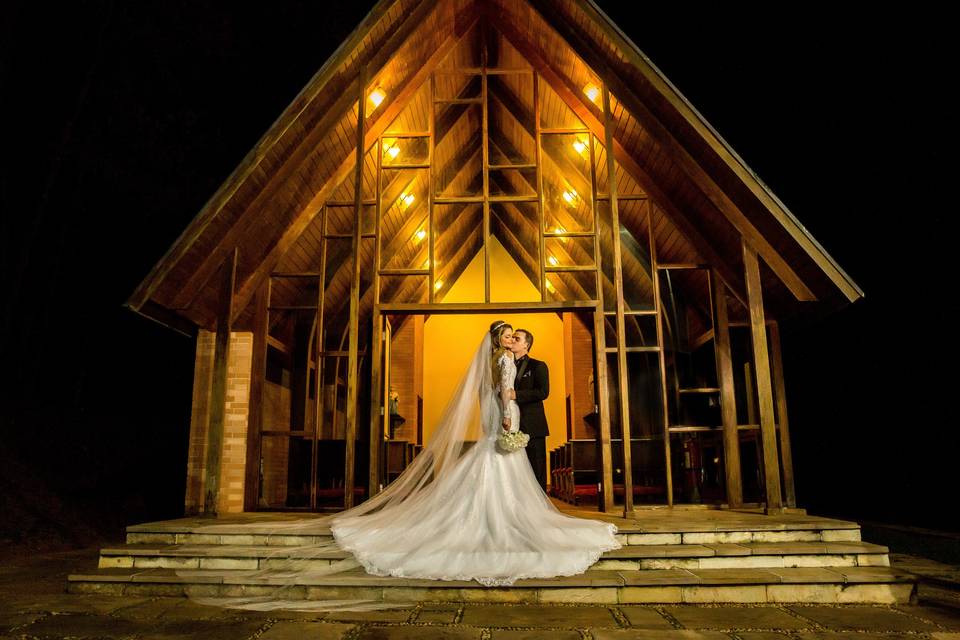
[175,332,498,611]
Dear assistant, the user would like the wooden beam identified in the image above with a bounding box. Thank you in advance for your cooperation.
[377,300,597,313]
[603,85,634,516]
[243,278,269,511]
[710,268,742,508]
[593,308,615,512]
[648,199,674,507]
[126,299,198,338]
[481,20,491,303]
[368,307,383,498]
[491,14,751,314]
[769,319,796,507]
[203,248,237,514]
[344,66,368,510]
[742,238,783,512]
[526,0,817,304]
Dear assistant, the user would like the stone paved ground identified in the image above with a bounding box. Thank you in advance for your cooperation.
[3,544,960,639]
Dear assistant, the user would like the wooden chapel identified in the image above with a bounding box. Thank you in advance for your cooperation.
[124,0,864,519]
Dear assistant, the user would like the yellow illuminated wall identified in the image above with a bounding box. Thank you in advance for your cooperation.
[422,236,567,482]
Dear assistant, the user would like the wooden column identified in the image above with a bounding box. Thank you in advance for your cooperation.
[592,309,615,512]
[368,308,383,498]
[710,268,742,508]
[769,320,796,507]
[344,67,368,509]
[481,21,491,302]
[602,85,634,516]
[203,248,237,515]
[243,278,269,511]
[741,239,783,512]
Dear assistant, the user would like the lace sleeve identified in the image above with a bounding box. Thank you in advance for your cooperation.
[497,353,513,420]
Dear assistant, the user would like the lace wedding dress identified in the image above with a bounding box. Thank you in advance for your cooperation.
[180,331,622,610]
[329,348,621,587]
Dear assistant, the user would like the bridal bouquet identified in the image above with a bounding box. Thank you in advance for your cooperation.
[497,429,530,453]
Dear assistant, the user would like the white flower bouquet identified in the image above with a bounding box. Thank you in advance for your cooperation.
[497,429,530,453]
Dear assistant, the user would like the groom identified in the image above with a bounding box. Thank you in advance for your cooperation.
[509,329,549,492]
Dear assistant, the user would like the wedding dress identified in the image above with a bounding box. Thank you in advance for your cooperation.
[178,331,621,610]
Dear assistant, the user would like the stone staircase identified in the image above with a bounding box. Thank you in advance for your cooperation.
[67,508,917,605]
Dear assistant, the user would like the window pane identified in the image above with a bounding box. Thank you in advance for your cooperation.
[488,74,534,165]
[380,170,429,270]
[542,133,593,233]
[381,136,429,166]
[545,236,595,267]
[434,104,482,197]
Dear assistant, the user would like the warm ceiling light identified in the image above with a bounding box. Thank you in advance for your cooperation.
[572,139,587,155]
[414,228,426,242]
[545,278,555,292]
[547,255,559,266]
[368,87,386,110]
[583,83,600,103]
[434,280,443,290]
[562,190,578,204]
[401,192,416,208]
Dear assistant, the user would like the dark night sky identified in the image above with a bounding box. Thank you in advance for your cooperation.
[1,2,954,546]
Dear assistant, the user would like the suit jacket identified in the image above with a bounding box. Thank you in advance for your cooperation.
[513,355,549,437]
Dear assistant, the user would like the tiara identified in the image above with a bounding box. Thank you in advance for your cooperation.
[491,321,507,333]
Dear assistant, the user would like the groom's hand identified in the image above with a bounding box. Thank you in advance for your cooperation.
[508,390,516,400]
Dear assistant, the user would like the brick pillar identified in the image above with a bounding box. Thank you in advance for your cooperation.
[184,330,254,515]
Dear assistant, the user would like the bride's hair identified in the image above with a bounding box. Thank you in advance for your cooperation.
[489,320,513,389]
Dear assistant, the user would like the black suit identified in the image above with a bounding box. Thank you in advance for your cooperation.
[514,354,549,492]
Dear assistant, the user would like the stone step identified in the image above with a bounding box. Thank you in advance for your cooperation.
[97,540,891,571]
[66,565,917,605]
[125,520,863,547]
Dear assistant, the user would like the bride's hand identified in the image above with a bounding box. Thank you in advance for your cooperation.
[501,417,511,430]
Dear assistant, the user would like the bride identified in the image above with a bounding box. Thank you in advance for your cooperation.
[181,320,621,611]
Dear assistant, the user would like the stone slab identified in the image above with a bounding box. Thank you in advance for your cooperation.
[460,603,617,627]
[353,626,482,639]
[664,605,808,630]
[489,630,581,639]
[786,604,938,631]
[592,630,729,639]
[896,604,960,630]
[616,606,677,628]
[259,621,356,640]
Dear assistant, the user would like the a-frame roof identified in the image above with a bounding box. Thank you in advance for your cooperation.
[125,0,864,337]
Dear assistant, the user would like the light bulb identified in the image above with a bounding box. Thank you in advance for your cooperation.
[414,228,426,242]
[583,83,600,103]
[548,255,559,266]
[368,87,386,110]
[434,280,443,290]
[572,139,587,155]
